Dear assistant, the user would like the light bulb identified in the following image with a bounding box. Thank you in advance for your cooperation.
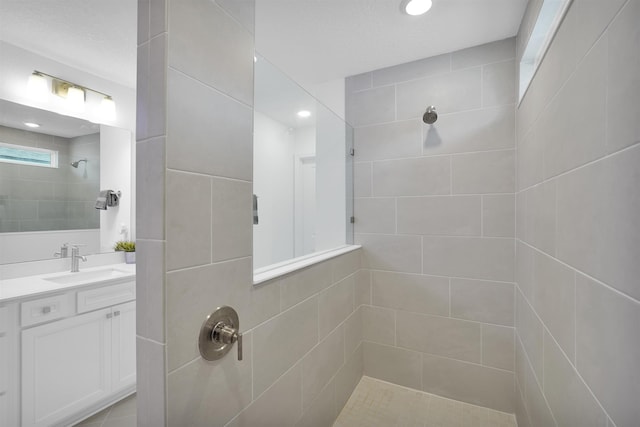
[27,72,48,101]
[404,0,432,16]
[66,86,85,112]
[297,110,311,118]
[100,96,117,121]
[24,122,40,128]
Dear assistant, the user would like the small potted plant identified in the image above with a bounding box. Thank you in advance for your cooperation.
[114,240,136,264]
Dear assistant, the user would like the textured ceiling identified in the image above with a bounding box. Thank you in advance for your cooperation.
[0,0,137,88]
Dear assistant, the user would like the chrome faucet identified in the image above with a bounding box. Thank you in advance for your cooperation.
[70,245,87,272]
[54,243,69,258]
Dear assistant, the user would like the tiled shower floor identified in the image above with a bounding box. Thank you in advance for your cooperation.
[334,376,517,427]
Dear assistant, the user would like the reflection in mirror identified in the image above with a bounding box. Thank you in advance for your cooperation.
[0,100,132,264]
[253,55,354,271]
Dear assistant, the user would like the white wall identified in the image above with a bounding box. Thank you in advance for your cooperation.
[99,125,133,252]
[253,112,295,268]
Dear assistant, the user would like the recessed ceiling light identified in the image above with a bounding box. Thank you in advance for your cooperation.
[297,110,311,118]
[402,0,433,16]
[24,122,40,128]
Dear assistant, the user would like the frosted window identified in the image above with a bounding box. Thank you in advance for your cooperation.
[0,142,58,168]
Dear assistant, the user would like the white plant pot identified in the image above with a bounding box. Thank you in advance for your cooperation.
[124,251,136,264]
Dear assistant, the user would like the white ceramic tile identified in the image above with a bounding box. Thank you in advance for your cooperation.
[354,120,422,161]
[356,234,422,274]
[397,67,481,119]
[397,310,482,363]
[354,270,371,307]
[346,73,372,93]
[569,0,626,64]
[422,353,515,413]
[452,150,515,194]
[451,38,515,70]
[451,278,514,326]
[136,138,165,240]
[332,250,361,284]
[422,236,514,282]
[211,177,252,262]
[135,239,165,343]
[516,127,544,191]
[166,69,252,180]
[354,198,396,234]
[372,156,450,197]
[149,0,167,37]
[335,343,364,413]
[372,53,451,87]
[252,297,318,396]
[541,36,607,179]
[215,0,254,34]
[522,351,557,427]
[165,258,252,370]
[168,0,253,105]
[483,60,516,107]
[532,251,575,360]
[576,274,640,427]
[362,305,395,347]
[423,105,516,156]
[166,170,211,270]
[348,86,396,127]
[137,0,150,45]
[556,144,640,300]
[363,342,422,390]
[483,194,515,237]
[372,271,449,316]
[296,378,336,427]
[606,0,640,153]
[515,290,543,383]
[136,338,166,427]
[148,34,168,139]
[247,279,281,330]
[543,330,608,427]
[318,275,355,338]
[516,241,535,303]
[482,324,515,371]
[302,326,344,410]
[279,261,333,310]
[344,307,363,359]
[354,162,372,198]
[167,332,252,427]
[230,363,303,427]
[396,196,481,236]
[522,180,556,255]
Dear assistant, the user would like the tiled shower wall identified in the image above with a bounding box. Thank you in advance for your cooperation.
[346,39,517,412]
[136,1,363,426]
[514,1,640,427]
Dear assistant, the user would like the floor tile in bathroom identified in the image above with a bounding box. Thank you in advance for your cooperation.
[73,393,136,427]
[334,376,516,427]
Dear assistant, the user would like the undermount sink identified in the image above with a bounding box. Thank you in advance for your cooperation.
[44,268,131,285]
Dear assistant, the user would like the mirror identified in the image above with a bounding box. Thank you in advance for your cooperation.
[253,55,354,272]
[0,99,133,265]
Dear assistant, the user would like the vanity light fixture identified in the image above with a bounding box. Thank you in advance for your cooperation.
[297,110,311,118]
[402,0,433,16]
[23,122,40,128]
[27,70,117,120]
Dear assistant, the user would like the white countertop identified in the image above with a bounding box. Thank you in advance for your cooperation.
[0,263,136,303]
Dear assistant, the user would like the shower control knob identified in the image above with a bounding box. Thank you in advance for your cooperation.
[199,306,243,361]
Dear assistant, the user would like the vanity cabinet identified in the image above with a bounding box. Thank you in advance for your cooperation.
[0,274,136,427]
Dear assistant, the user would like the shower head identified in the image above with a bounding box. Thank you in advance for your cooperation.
[71,159,87,168]
[423,106,438,124]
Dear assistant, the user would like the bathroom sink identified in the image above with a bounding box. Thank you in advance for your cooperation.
[44,268,131,285]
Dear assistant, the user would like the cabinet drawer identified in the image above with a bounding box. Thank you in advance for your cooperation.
[21,294,74,328]
[77,281,136,314]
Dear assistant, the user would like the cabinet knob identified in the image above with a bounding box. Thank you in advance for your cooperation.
[199,306,242,361]
[41,306,51,314]
[114,310,120,317]
[106,313,113,319]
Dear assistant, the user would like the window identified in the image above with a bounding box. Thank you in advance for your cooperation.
[519,0,572,101]
[0,142,58,168]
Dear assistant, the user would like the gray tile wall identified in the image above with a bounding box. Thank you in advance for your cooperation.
[515,1,640,427]
[0,126,99,232]
[346,38,517,412]
[136,1,362,426]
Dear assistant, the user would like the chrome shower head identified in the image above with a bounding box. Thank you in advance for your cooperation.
[71,159,87,168]
[423,106,438,124]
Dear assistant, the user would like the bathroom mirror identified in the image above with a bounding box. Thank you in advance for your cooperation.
[0,99,133,265]
[253,54,354,273]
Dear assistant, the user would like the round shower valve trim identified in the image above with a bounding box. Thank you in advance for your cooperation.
[199,306,243,361]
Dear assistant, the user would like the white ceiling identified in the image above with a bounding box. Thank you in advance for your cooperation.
[0,0,527,92]
[256,0,529,87]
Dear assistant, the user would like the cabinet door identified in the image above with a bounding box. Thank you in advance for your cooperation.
[111,301,136,392]
[22,308,112,427]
